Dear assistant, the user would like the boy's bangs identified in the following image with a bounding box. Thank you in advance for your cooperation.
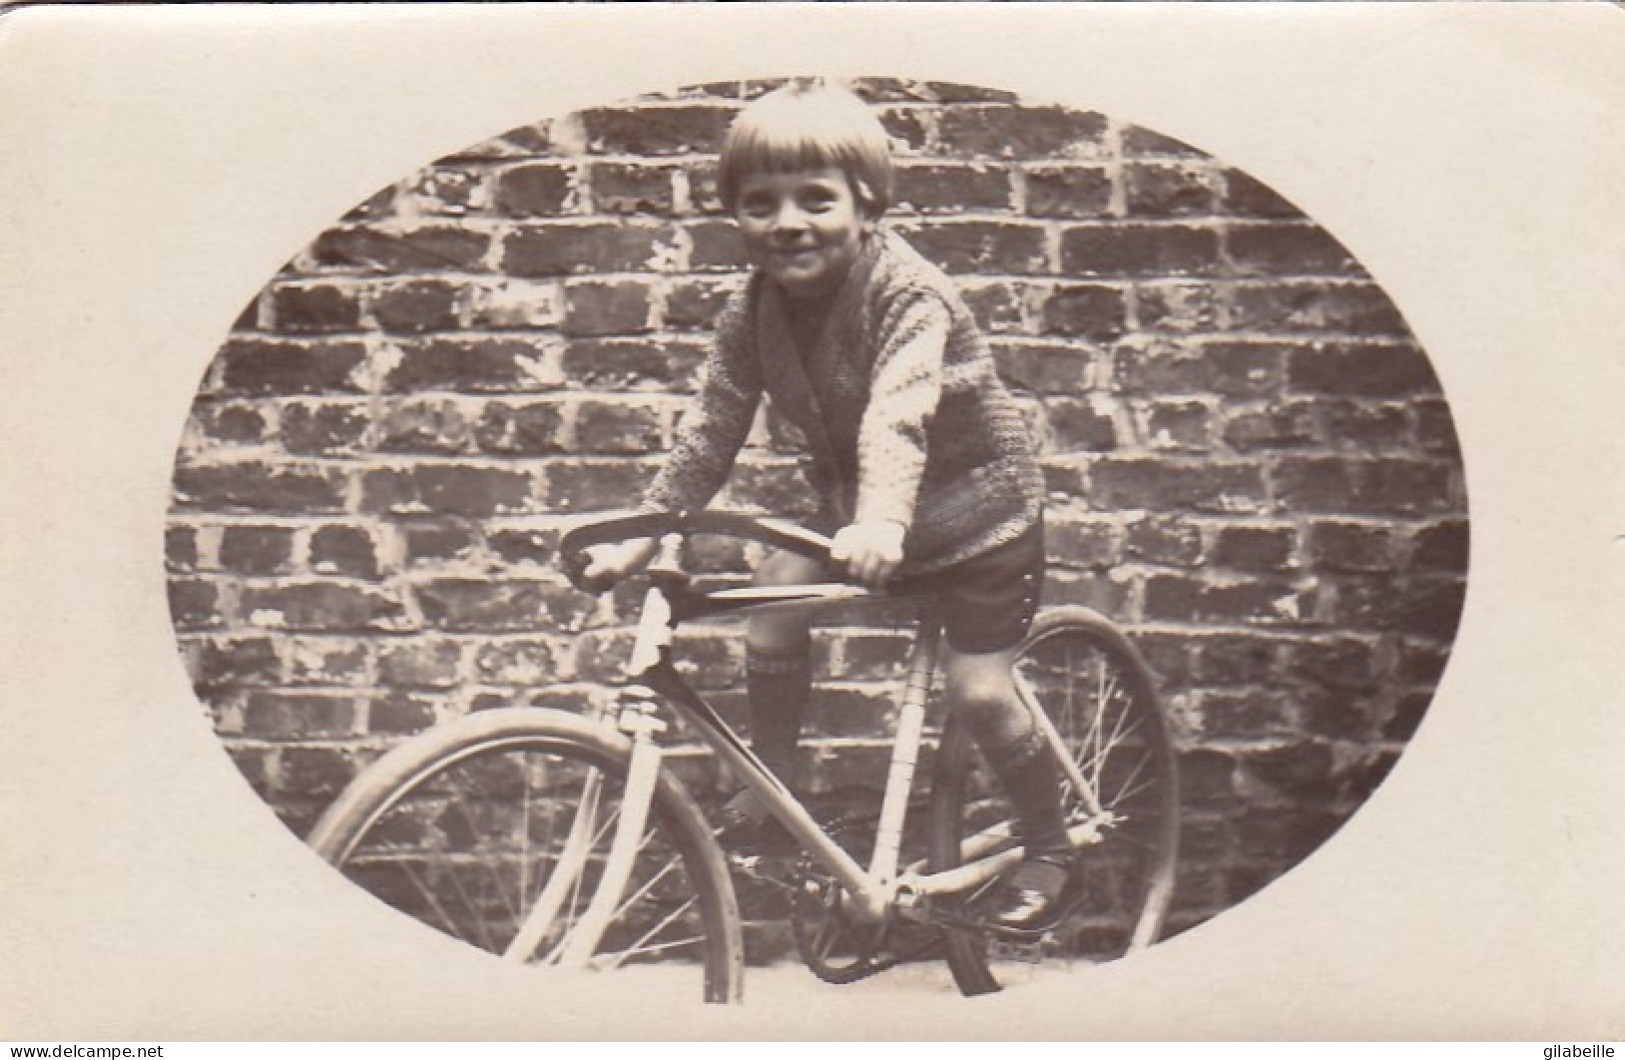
[735,126,848,178]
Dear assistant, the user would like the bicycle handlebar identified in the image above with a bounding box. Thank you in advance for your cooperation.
[558,510,836,594]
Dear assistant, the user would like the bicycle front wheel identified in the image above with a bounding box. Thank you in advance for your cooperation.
[306,708,744,1003]
[928,606,1181,996]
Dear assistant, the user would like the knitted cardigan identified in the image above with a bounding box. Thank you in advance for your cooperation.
[641,229,1044,574]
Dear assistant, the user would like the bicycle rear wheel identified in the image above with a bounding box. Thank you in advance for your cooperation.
[307,708,744,1003]
[927,606,1180,996]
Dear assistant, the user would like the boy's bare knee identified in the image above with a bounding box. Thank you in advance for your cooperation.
[753,548,825,588]
[748,549,823,651]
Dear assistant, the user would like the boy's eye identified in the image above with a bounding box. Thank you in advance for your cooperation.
[739,196,776,218]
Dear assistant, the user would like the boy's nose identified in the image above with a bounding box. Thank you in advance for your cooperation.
[771,203,809,232]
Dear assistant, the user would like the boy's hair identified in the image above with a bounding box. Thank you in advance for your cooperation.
[716,82,895,217]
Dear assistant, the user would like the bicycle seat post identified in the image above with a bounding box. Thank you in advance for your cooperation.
[869,617,943,886]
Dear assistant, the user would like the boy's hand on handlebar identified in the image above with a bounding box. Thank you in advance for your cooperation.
[578,538,660,591]
[829,520,905,588]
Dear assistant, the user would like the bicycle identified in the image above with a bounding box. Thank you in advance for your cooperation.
[306,509,1181,1003]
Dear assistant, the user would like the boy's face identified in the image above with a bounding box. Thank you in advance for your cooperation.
[734,167,871,302]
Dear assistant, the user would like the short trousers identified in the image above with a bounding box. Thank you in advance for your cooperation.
[806,510,1046,655]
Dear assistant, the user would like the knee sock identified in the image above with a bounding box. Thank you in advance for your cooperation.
[980,728,1072,865]
[741,638,812,806]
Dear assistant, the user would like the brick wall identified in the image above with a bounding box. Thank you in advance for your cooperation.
[166,78,1467,950]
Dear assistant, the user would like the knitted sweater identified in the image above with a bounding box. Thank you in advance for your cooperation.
[642,229,1044,575]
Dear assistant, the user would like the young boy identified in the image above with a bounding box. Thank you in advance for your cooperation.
[583,82,1071,934]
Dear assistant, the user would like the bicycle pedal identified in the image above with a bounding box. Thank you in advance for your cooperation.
[986,934,1048,964]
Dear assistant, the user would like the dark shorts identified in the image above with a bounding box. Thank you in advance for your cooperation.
[808,510,1046,655]
[914,517,1046,655]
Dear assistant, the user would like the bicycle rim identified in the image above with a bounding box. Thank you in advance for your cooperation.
[930,607,1180,995]
[307,710,743,1003]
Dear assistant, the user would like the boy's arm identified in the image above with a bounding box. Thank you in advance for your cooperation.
[640,297,762,516]
[852,290,951,531]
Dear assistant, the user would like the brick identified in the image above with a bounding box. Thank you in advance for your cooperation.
[173,462,347,513]
[1061,224,1222,277]
[1329,575,1466,639]
[1307,521,1398,573]
[466,279,562,330]
[579,104,735,155]
[893,220,1049,275]
[244,692,357,738]
[573,400,664,453]
[218,338,366,394]
[1122,126,1204,158]
[167,579,222,629]
[1241,743,1337,802]
[561,338,704,390]
[486,527,558,568]
[1178,748,1239,810]
[1112,343,1209,394]
[1089,458,1269,514]
[492,163,576,217]
[361,465,536,517]
[402,523,477,566]
[959,283,1024,333]
[1413,399,1461,456]
[1211,526,1297,572]
[376,398,473,455]
[1023,165,1112,219]
[415,579,593,632]
[1190,633,1283,686]
[472,401,565,455]
[340,184,395,222]
[719,461,815,516]
[311,225,491,271]
[166,527,198,571]
[309,525,379,579]
[502,222,676,276]
[219,525,295,575]
[1039,284,1127,341]
[1124,515,1204,567]
[1318,401,1412,451]
[276,747,359,800]
[664,278,738,329]
[1286,343,1438,396]
[191,403,268,446]
[1384,691,1432,741]
[1136,282,1220,332]
[368,692,440,735]
[370,280,462,334]
[399,166,488,217]
[1221,169,1303,218]
[242,582,409,633]
[191,636,280,689]
[1222,404,1318,451]
[876,107,930,152]
[893,163,1013,214]
[378,639,464,688]
[1129,632,1194,690]
[1199,689,1296,738]
[681,220,749,273]
[279,401,368,455]
[561,280,653,336]
[1232,282,1408,334]
[995,343,1094,395]
[1410,520,1469,572]
[1202,342,1289,397]
[1235,808,1344,862]
[937,105,1106,159]
[1125,163,1215,218]
[1273,458,1453,515]
[382,337,556,393]
[1046,518,1120,569]
[1038,571,1132,615]
[1045,397,1119,452]
[1144,574,1315,626]
[540,461,652,510]
[589,162,678,215]
[1145,401,1213,451]
[283,637,369,685]
[474,640,561,684]
[1284,637,1381,692]
[1229,224,1361,277]
[269,284,361,332]
[1297,685,1385,742]
[682,159,724,216]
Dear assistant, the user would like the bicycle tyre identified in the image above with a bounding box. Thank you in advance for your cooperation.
[927,606,1181,996]
[307,708,745,1003]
